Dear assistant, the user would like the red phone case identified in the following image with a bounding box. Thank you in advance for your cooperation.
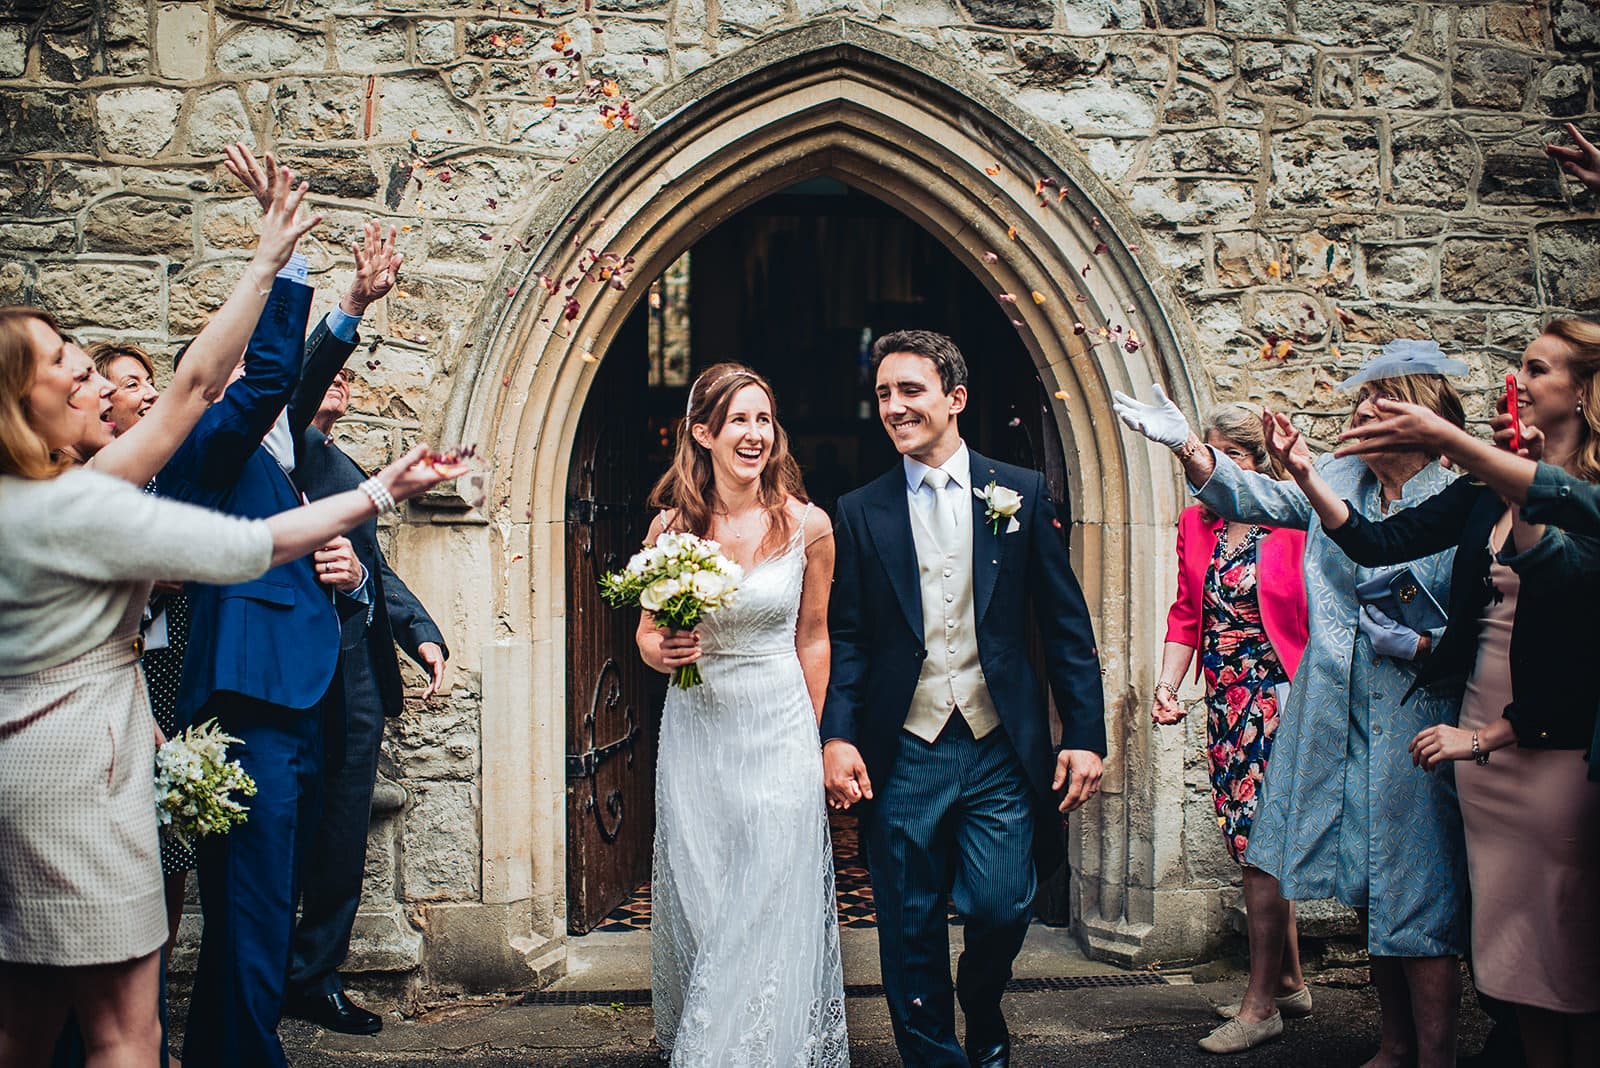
[1505,372,1521,451]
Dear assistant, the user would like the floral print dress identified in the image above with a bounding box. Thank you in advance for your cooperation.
[1201,523,1288,863]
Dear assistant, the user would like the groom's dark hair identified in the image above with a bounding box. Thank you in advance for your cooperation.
[871,330,968,396]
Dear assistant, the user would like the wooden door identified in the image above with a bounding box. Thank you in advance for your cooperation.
[564,341,663,934]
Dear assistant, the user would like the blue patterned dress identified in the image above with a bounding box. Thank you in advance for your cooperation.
[1194,452,1468,957]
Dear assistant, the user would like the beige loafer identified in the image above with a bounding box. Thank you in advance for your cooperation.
[1214,985,1312,1020]
[1198,1012,1283,1054]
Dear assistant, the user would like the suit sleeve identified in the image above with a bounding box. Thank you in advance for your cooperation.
[288,315,359,468]
[1324,477,1481,567]
[1028,471,1107,756]
[382,551,448,663]
[819,501,867,746]
[159,278,312,501]
[1192,448,1314,531]
[1164,508,1201,651]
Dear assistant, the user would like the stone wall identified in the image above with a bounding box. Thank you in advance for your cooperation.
[4,0,1597,994]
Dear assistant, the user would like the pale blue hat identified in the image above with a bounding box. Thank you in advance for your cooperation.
[1338,339,1469,391]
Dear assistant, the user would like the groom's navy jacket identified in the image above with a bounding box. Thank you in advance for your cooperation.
[821,450,1107,811]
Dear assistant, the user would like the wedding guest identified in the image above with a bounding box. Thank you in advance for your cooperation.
[0,304,469,1067]
[637,363,846,1064]
[158,152,405,1066]
[1153,403,1311,1052]
[284,369,449,1036]
[1291,321,1600,1068]
[1114,344,1471,1065]
[89,342,159,438]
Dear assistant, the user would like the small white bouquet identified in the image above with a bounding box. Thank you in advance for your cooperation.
[154,719,257,848]
[599,531,743,689]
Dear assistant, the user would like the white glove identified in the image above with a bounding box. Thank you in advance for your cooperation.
[1111,384,1192,451]
[1359,604,1423,661]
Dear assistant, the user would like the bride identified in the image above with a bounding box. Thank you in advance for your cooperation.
[635,362,849,1066]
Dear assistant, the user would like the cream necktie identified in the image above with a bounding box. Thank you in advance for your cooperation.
[922,467,958,550]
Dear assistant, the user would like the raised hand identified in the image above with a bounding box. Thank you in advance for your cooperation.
[1546,123,1600,193]
[252,162,322,276]
[342,221,404,316]
[1262,410,1312,479]
[1053,749,1103,814]
[376,443,475,504]
[1335,398,1450,458]
[1111,384,1192,450]
[224,142,277,212]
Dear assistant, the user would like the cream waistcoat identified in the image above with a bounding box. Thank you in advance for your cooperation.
[903,483,1001,742]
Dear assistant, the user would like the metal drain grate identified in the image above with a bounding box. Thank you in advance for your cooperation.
[520,972,1167,1006]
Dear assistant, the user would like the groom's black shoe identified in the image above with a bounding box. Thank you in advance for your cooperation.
[285,990,383,1035]
[965,1011,1011,1068]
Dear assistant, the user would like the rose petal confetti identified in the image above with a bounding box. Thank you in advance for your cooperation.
[985,164,1001,176]
[1268,260,1281,278]
[997,293,1018,304]
[1054,390,1070,400]
[982,251,999,264]
[1031,291,1046,305]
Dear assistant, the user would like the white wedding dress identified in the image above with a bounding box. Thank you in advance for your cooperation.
[651,506,849,1067]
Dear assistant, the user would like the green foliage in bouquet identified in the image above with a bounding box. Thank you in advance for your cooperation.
[599,531,743,688]
[154,719,258,848]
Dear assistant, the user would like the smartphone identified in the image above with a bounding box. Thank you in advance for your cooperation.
[1505,372,1521,451]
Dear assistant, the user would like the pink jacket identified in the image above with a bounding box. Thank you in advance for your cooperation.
[1164,504,1309,682]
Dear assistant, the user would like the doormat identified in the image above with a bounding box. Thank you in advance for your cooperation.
[520,972,1169,1006]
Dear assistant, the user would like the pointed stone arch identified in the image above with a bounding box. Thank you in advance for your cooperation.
[429,20,1221,981]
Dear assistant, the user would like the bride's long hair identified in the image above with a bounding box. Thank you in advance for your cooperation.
[648,362,807,555]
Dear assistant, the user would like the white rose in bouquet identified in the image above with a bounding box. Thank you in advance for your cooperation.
[599,529,743,688]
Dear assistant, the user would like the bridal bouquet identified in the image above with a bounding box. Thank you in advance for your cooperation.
[154,720,258,848]
[599,531,743,689]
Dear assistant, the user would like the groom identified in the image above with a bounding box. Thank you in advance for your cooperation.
[821,330,1106,1067]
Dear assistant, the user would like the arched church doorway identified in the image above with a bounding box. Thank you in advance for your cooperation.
[563,179,1075,933]
[453,23,1219,975]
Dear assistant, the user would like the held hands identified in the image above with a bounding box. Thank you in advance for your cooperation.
[1409,724,1474,771]
[1359,604,1423,661]
[1053,749,1103,814]
[822,740,874,810]
[314,535,365,593]
[416,641,447,698]
[1111,385,1192,450]
[1546,123,1600,193]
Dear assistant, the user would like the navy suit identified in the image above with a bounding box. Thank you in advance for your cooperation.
[821,448,1105,1065]
[159,286,360,1068]
[288,424,447,999]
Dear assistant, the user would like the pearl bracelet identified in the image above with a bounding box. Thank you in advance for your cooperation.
[358,477,396,515]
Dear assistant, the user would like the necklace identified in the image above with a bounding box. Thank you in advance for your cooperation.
[714,509,764,542]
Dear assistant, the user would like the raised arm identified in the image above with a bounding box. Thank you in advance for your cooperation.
[1321,475,1482,567]
[157,276,313,501]
[89,154,321,486]
[1262,410,1351,531]
[289,221,404,446]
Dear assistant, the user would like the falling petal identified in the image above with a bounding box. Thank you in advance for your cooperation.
[1010,318,1024,328]
[1268,260,1281,278]
[1275,339,1293,359]
[1080,265,1090,278]
[985,164,1001,176]
[1126,244,1141,253]
[1092,241,1109,255]
[997,292,1018,304]
[1072,322,1086,335]
[1007,225,1017,240]
[1124,339,1140,353]
[1259,342,1272,360]
[1054,390,1070,400]
[580,350,598,362]
[1031,291,1046,305]
[982,251,999,264]
[1330,344,1342,359]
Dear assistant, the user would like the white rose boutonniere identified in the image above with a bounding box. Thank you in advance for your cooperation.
[976,480,1023,535]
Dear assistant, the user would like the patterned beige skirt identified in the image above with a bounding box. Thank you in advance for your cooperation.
[0,630,166,966]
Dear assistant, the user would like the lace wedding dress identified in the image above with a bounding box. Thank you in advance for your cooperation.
[651,507,849,1067]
